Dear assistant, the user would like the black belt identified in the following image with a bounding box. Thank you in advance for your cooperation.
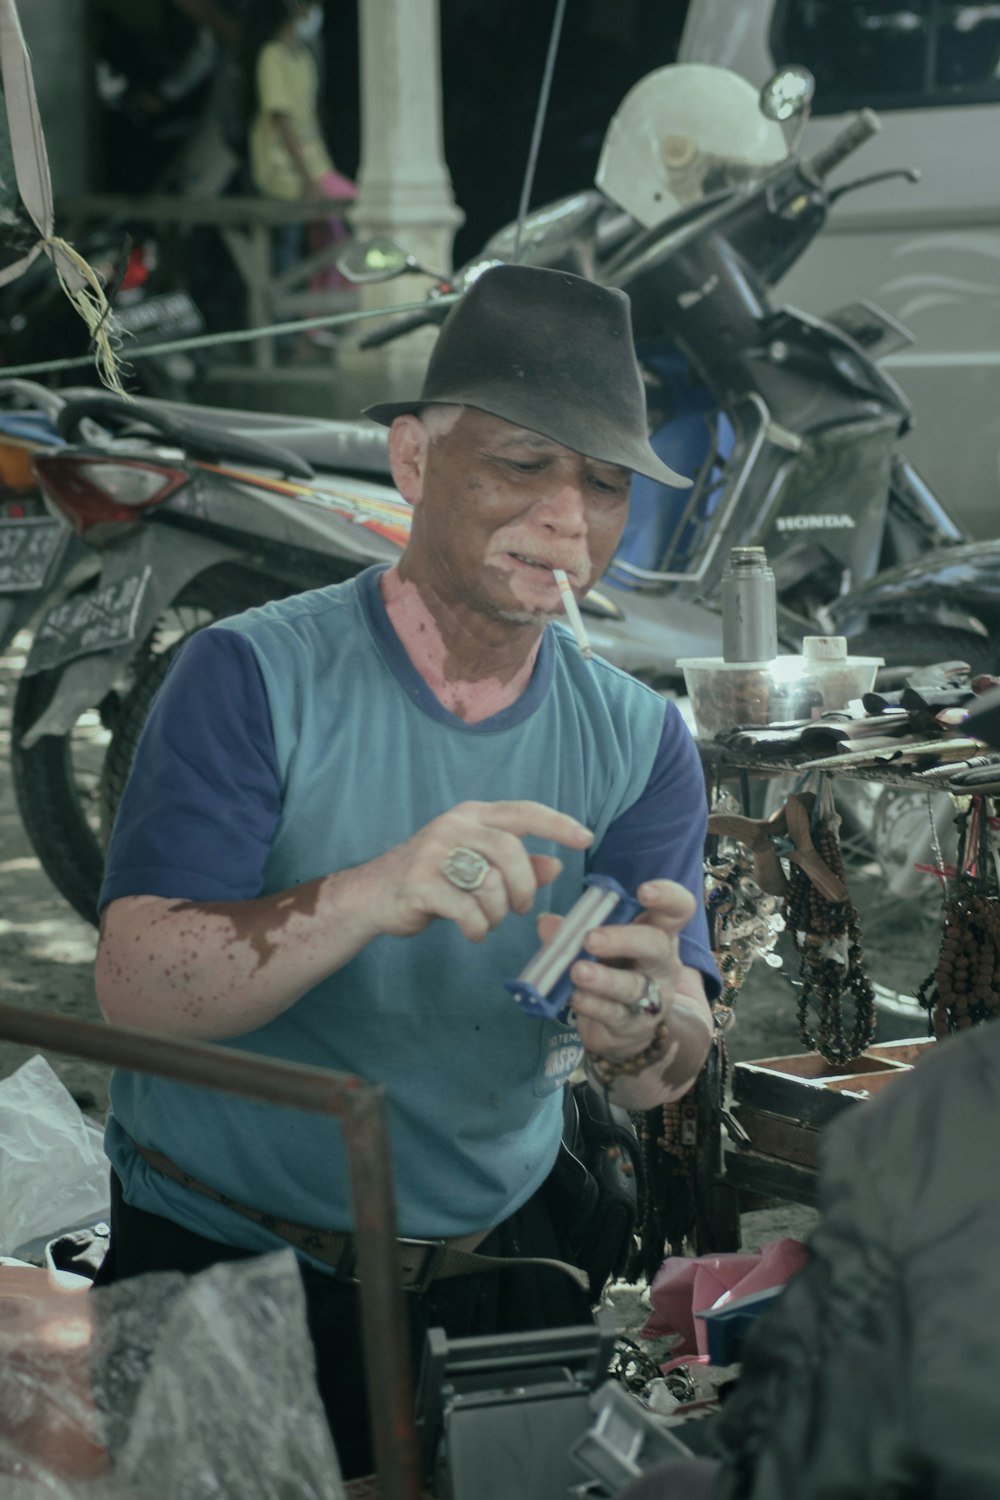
[131,1140,589,1295]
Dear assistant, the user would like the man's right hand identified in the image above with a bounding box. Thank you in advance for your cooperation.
[97,802,592,1040]
[368,800,593,943]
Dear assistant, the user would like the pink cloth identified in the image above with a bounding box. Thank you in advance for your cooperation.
[307,168,358,292]
[642,1238,809,1357]
[315,168,357,201]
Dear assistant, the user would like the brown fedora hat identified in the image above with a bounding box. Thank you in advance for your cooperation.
[363,263,691,488]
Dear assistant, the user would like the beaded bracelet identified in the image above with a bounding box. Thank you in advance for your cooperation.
[585,1019,672,1086]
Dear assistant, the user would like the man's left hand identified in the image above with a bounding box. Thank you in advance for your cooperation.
[535,878,702,1067]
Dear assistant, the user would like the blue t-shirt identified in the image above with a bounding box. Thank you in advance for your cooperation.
[100,565,718,1255]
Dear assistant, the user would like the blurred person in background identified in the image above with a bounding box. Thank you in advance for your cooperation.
[247,0,356,343]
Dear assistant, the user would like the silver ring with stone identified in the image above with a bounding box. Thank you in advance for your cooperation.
[442,846,491,892]
[629,978,663,1018]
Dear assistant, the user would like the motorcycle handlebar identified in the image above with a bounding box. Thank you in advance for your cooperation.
[805,108,880,181]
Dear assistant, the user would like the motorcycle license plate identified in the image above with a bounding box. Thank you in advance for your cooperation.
[113,290,205,343]
[0,517,66,592]
[30,566,152,670]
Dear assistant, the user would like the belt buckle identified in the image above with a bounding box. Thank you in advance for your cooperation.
[397,1237,447,1294]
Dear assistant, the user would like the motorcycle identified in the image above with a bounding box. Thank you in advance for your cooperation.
[0,381,99,660]
[9,388,402,922]
[9,66,989,1001]
[0,223,207,403]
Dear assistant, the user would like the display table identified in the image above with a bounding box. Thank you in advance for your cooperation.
[698,736,992,793]
[686,736,982,1247]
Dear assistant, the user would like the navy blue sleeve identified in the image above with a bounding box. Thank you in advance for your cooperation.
[592,702,720,1000]
[98,627,283,910]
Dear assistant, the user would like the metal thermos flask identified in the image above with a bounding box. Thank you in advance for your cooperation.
[721,546,778,662]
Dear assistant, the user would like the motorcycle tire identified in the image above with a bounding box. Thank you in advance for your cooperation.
[10,573,282,927]
[10,665,110,929]
[98,639,182,846]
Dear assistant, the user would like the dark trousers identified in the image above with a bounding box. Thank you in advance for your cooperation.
[93,1171,593,1480]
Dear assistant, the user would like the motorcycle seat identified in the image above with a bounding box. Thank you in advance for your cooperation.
[55,395,393,481]
[143,399,392,477]
[228,418,392,478]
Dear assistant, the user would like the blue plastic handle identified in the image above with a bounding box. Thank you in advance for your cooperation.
[504,873,642,1021]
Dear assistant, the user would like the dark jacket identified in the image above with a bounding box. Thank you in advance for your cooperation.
[713,1023,1000,1499]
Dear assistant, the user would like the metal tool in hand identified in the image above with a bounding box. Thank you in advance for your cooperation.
[504,874,642,1020]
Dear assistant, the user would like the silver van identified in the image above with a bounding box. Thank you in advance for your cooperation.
[678,0,1000,538]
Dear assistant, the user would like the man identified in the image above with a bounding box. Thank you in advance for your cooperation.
[92,264,720,1476]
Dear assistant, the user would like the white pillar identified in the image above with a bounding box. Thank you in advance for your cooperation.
[337,0,464,416]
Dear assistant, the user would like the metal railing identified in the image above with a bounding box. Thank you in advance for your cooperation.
[58,192,358,370]
[0,1001,422,1500]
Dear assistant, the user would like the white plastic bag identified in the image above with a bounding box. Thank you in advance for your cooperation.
[0,1252,345,1498]
[0,1053,109,1256]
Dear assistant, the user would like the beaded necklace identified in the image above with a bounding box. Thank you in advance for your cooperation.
[630,792,788,1274]
[784,777,877,1066]
[918,796,1000,1037]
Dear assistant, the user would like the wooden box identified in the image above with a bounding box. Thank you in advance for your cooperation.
[723,1037,935,1199]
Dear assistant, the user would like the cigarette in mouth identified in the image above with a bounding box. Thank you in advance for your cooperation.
[552,569,593,660]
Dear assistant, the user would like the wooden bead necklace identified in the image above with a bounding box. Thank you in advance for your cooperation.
[784,781,876,1066]
[918,796,1000,1037]
[631,1036,725,1277]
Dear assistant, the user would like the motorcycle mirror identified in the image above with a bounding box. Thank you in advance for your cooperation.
[759,66,815,123]
[335,237,425,284]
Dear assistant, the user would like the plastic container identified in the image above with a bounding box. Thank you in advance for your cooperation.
[678,647,884,738]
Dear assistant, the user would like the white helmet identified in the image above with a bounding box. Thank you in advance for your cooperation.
[596,63,789,230]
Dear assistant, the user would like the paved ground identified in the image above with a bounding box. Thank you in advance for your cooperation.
[0,635,108,1116]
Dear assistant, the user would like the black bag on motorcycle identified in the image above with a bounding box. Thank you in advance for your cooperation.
[547,1079,642,1302]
